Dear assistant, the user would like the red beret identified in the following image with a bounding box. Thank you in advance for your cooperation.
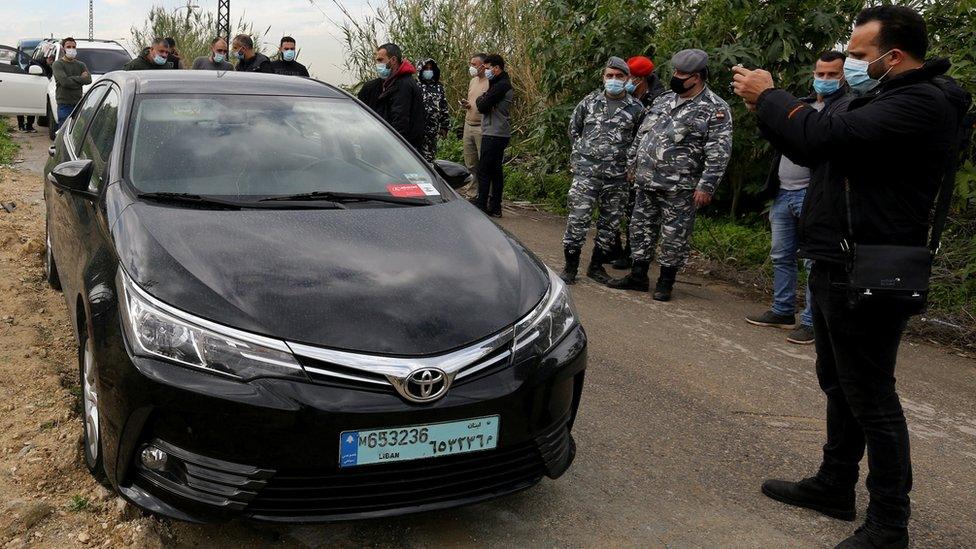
[627,56,655,77]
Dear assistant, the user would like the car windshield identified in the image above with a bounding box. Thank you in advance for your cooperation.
[75,48,131,73]
[126,95,446,200]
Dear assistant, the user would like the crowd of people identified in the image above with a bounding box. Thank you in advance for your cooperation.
[34,7,975,547]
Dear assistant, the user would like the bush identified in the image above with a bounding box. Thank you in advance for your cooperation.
[435,131,464,163]
[503,166,572,213]
[693,215,772,269]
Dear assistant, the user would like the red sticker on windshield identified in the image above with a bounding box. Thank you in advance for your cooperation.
[387,184,426,197]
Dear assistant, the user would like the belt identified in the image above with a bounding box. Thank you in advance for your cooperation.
[465,121,481,126]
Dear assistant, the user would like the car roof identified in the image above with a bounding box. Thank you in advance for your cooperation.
[104,70,348,99]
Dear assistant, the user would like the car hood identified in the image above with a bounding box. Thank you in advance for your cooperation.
[112,198,549,356]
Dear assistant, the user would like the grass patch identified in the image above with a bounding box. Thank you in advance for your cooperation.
[692,215,772,270]
[503,166,572,213]
[0,118,20,165]
[66,495,91,512]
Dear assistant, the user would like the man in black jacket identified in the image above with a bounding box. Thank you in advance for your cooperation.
[357,43,425,153]
[271,36,309,77]
[232,34,273,73]
[473,54,513,217]
[733,6,971,548]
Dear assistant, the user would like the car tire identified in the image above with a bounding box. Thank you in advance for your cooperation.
[47,103,56,141]
[44,220,61,291]
[80,331,109,486]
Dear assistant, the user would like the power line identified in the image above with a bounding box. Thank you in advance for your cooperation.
[89,0,94,40]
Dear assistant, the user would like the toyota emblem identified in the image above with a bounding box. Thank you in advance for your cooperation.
[399,367,450,403]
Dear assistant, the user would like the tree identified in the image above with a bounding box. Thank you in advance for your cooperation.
[130,6,269,67]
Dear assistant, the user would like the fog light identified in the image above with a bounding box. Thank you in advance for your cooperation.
[140,445,169,472]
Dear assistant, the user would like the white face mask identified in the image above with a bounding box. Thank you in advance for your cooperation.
[64,48,77,59]
[469,65,479,77]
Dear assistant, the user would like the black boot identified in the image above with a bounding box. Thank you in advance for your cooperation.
[761,477,856,522]
[605,233,624,264]
[586,246,613,284]
[835,522,908,549]
[559,248,581,284]
[606,260,650,291]
[611,238,632,269]
[652,266,678,301]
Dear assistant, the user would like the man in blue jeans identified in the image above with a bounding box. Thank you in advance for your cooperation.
[51,37,91,130]
[746,51,850,345]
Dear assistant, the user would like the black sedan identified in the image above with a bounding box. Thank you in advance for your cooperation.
[43,70,586,523]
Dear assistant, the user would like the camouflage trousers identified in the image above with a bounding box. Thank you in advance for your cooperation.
[629,187,696,268]
[562,175,628,252]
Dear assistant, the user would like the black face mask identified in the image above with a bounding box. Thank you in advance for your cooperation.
[670,74,694,95]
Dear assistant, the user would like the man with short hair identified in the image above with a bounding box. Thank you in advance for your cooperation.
[473,54,513,217]
[123,38,174,70]
[232,34,273,73]
[271,36,309,77]
[560,57,645,285]
[733,6,971,547]
[609,48,733,301]
[191,37,233,71]
[745,51,850,345]
[51,37,91,127]
[460,53,489,197]
[356,43,425,152]
[163,37,182,69]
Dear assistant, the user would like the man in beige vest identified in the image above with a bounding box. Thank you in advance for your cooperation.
[459,53,489,197]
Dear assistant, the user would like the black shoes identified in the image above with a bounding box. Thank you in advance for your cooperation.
[652,266,677,301]
[835,522,909,549]
[559,248,580,285]
[746,310,797,329]
[607,260,650,291]
[762,477,856,521]
[586,246,613,284]
[787,324,816,345]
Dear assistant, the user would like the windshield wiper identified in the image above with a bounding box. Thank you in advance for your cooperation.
[259,191,431,206]
[138,192,345,209]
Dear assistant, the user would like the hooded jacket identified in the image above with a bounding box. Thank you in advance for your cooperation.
[476,70,513,138]
[357,59,426,151]
[756,58,972,265]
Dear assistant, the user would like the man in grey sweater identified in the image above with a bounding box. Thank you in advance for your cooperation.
[191,37,234,71]
[51,37,91,128]
[473,54,513,218]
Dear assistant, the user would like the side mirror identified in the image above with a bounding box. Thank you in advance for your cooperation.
[433,160,472,190]
[49,159,95,196]
[28,64,44,76]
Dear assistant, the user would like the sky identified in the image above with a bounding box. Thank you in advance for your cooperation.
[0,0,372,85]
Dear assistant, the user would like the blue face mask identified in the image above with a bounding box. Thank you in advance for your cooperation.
[376,63,391,78]
[421,69,434,81]
[843,51,893,94]
[282,49,297,62]
[213,53,225,64]
[484,68,494,80]
[235,50,245,61]
[813,77,840,96]
[153,54,166,66]
[604,79,626,95]
[625,81,637,94]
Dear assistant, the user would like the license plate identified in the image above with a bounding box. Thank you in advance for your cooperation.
[339,415,499,467]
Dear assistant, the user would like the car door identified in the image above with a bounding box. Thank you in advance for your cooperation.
[46,83,111,296]
[0,45,48,115]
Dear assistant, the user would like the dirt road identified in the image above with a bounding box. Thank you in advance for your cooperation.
[1,130,974,548]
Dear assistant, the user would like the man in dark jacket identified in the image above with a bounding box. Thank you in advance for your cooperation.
[357,43,425,152]
[473,54,513,217]
[733,6,971,548]
[232,34,273,73]
[745,51,851,346]
[123,38,174,71]
[271,36,309,77]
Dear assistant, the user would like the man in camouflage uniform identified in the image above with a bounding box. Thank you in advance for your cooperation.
[608,49,733,301]
[560,57,646,285]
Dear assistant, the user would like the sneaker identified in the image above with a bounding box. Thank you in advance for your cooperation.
[787,325,815,345]
[745,310,796,329]
[487,209,502,218]
[835,522,909,549]
[762,477,856,521]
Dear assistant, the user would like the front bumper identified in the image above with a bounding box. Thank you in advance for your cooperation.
[98,324,587,523]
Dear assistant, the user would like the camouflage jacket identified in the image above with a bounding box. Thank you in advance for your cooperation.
[627,86,733,194]
[569,90,645,179]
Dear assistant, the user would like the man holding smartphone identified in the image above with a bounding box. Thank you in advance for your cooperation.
[461,54,489,197]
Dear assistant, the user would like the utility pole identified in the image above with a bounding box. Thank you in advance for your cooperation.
[89,0,94,40]
[217,0,231,46]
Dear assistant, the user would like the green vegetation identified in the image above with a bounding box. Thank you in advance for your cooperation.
[0,118,19,165]
[130,7,269,67]
[66,495,91,512]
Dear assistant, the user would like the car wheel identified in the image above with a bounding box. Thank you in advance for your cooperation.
[80,333,109,485]
[47,103,56,141]
[44,221,61,291]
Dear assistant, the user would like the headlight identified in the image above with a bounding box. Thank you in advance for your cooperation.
[513,268,579,356]
[117,269,307,381]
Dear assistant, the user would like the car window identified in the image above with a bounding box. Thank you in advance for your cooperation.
[0,46,28,74]
[78,88,120,192]
[69,86,110,154]
[75,48,130,74]
[126,95,447,201]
